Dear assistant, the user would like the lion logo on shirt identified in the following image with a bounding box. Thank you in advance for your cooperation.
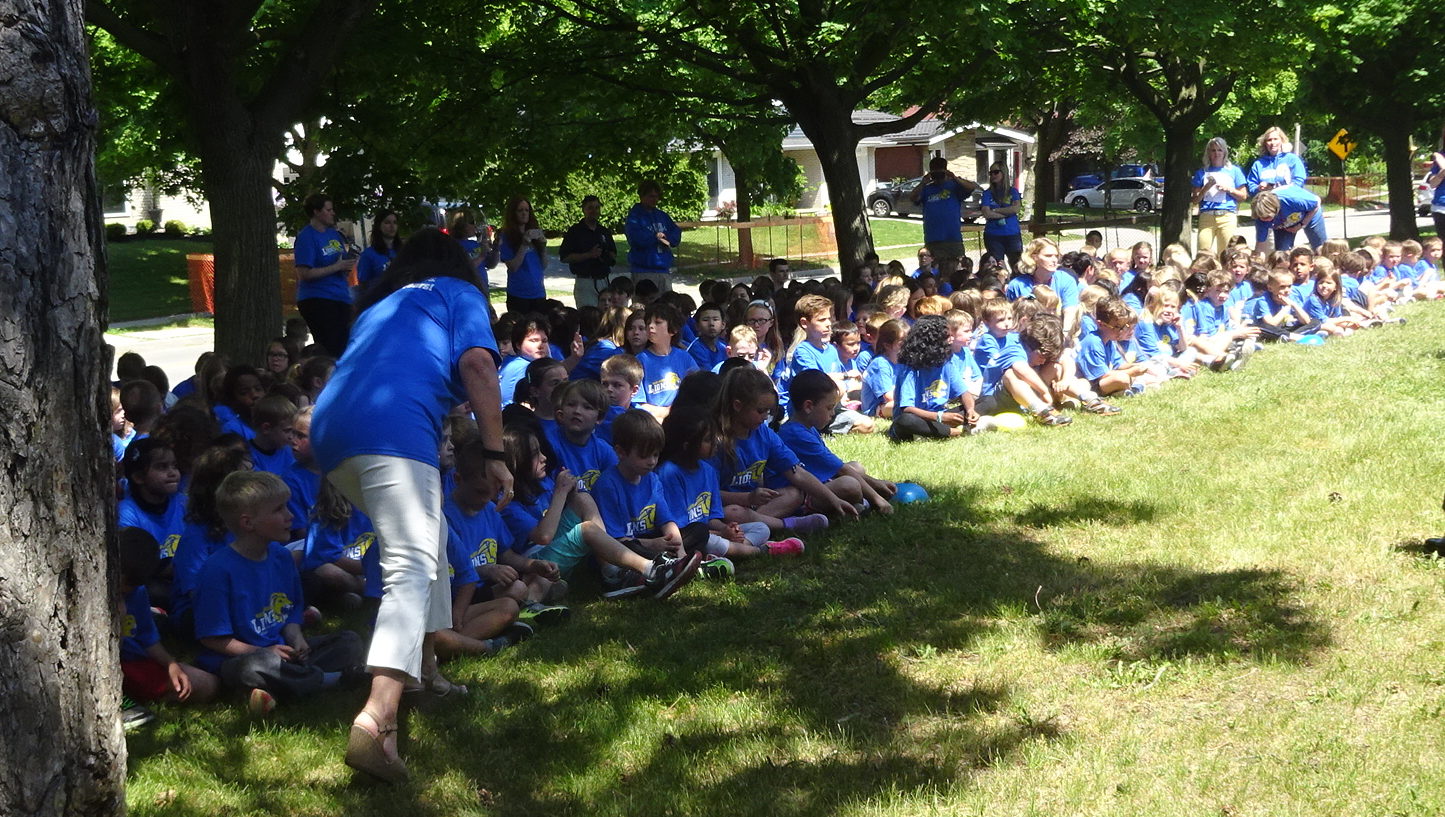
[647,373,683,396]
[471,537,499,568]
[731,459,767,488]
[323,238,344,259]
[686,492,710,523]
[121,614,136,638]
[162,534,181,559]
[925,378,948,401]
[252,592,294,635]
[630,503,658,537]
[344,532,374,561]
[580,469,601,490]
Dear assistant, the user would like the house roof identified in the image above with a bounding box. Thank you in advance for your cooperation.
[781,110,1033,152]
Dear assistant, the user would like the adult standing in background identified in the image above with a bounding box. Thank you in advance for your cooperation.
[910,156,980,261]
[312,228,511,785]
[1192,137,1248,256]
[625,179,682,293]
[498,196,550,315]
[1246,126,1309,251]
[559,195,616,308]
[1425,126,1445,237]
[356,210,403,298]
[980,162,1023,273]
[293,194,356,358]
[448,209,498,296]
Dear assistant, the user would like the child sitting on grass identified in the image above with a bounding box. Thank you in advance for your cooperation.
[637,302,698,413]
[1075,297,1150,396]
[118,527,218,707]
[299,478,370,607]
[1245,268,1320,341]
[781,370,897,514]
[686,301,730,371]
[194,471,365,714]
[890,315,976,440]
[247,394,298,477]
[169,444,252,638]
[499,313,550,408]
[973,300,1074,426]
[861,318,908,418]
[544,379,618,492]
[213,365,265,441]
[118,438,187,568]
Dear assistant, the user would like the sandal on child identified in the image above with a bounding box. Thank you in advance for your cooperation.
[345,711,408,785]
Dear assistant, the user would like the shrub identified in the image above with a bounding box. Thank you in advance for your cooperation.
[105,223,128,241]
[135,219,155,234]
[163,220,188,237]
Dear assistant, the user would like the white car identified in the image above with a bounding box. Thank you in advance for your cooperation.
[1067,178,1164,212]
[1417,177,1434,216]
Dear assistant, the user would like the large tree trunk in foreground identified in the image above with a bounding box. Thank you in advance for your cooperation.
[0,0,126,813]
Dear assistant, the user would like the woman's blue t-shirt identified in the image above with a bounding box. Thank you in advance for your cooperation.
[981,187,1021,236]
[500,234,546,300]
[294,225,353,304]
[1192,165,1247,213]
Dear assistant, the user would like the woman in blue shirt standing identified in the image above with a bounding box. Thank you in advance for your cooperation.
[293,194,356,358]
[1246,127,1309,251]
[312,229,512,785]
[355,210,402,298]
[980,163,1023,273]
[499,196,549,315]
[1192,137,1248,256]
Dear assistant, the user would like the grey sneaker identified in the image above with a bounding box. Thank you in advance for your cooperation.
[518,600,571,625]
[645,552,702,600]
[601,567,648,599]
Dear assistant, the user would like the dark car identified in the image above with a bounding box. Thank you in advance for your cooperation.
[868,177,983,222]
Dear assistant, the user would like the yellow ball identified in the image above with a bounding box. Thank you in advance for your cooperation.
[993,412,1027,431]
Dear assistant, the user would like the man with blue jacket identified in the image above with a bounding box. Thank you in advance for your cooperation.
[625,180,683,293]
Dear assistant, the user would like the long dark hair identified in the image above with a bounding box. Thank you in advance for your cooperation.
[356,227,484,312]
[501,195,544,254]
[369,210,403,255]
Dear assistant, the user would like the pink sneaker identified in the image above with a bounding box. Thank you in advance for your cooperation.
[765,537,806,556]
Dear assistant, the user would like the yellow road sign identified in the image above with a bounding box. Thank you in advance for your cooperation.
[1327,129,1356,160]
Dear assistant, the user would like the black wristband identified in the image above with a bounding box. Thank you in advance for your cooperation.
[481,448,506,461]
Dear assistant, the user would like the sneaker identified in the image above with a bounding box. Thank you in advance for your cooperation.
[645,552,701,600]
[784,513,829,534]
[248,688,276,717]
[1032,407,1072,426]
[1124,382,1146,397]
[1083,399,1121,416]
[764,537,806,556]
[121,698,156,733]
[501,620,534,646]
[698,556,735,581]
[601,567,649,599]
[518,600,571,625]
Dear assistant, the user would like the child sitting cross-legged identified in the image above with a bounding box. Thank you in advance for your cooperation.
[658,404,806,571]
[299,478,371,608]
[891,314,976,440]
[972,300,1074,427]
[248,393,298,477]
[194,471,365,714]
[781,370,897,514]
[1075,296,1151,396]
[118,527,219,708]
[861,318,908,419]
[1245,268,1320,341]
[543,379,618,492]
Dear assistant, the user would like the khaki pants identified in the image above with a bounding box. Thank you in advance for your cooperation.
[1197,211,1238,256]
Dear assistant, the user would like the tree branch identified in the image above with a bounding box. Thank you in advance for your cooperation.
[252,0,380,133]
[84,0,178,74]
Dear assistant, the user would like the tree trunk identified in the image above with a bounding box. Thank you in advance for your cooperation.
[1159,121,1198,250]
[796,118,871,284]
[1030,103,1074,229]
[734,162,755,268]
[1378,119,1420,241]
[0,0,127,812]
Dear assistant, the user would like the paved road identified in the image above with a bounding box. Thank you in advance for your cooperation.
[109,210,1435,388]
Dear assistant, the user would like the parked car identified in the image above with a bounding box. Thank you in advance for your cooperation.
[868,177,983,222]
[1067,178,1164,212]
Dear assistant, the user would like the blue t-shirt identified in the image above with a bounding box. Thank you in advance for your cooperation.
[1291,281,1315,304]
[895,361,966,413]
[118,491,187,560]
[973,331,1026,397]
[589,467,675,539]
[499,233,546,300]
[170,521,233,620]
[656,460,724,526]
[313,277,498,472]
[1133,320,1180,360]
[1075,333,1129,381]
[1247,152,1308,196]
[193,542,305,672]
[282,463,321,532]
[1224,281,1255,310]
[1368,262,1416,284]
[687,337,729,371]
[301,510,376,572]
[1260,186,1321,232]
[497,479,554,549]
[572,339,621,381]
[498,354,534,407]
[708,424,800,493]
[981,187,1021,236]
[952,349,984,396]
[1245,293,1297,323]
[861,357,898,416]
[120,585,161,661]
[776,421,844,483]
[444,496,515,576]
[444,520,482,594]
[917,178,971,243]
[1004,271,1080,308]
[213,404,255,442]
[294,225,353,304]
[638,347,698,407]
[250,440,296,478]
[1183,299,1227,337]
[355,246,395,291]
[1304,294,1344,321]
[788,340,842,379]
[1192,165,1247,212]
[543,424,617,490]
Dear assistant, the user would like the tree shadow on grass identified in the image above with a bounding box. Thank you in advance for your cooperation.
[1012,496,1159,528]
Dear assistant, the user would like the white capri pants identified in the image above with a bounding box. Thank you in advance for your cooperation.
[327,454,450,681]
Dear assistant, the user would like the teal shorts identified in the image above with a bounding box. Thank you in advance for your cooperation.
[528,508,589,577]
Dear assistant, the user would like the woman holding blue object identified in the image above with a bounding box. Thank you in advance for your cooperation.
[311,228,512,785]
[293,193,356,358]
[355,210,402,297]
[499,196,549,315]
[1246,127,1310,251]
[980,163,1023,273]
[625,179,683,294]
[1192,137,1249,256]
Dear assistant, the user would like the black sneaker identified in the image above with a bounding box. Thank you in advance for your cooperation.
[518,599,571,625]
[121,699,156,733]
[645,552,702,600]
[500,620,534,647]
[601,567,648,598]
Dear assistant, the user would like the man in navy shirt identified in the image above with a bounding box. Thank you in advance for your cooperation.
[910,157,980,259]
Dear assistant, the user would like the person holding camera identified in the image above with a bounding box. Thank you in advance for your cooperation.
[910,157,980,261]
[293,193,357,358]
[559,195,617,308]
[499,196,550,315]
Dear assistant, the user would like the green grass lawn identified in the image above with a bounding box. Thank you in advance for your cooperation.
[124,298,1445,815]
[106,239,210,323]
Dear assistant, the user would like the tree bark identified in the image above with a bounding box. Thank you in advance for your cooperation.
[792,111,871,284]
[733,162,755,268]
[1159,120,1198,249]
[1378,119,1420,241]
[1029,102,1074,229]
[0,0,126,813]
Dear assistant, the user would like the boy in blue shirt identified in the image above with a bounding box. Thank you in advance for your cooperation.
[788,294,873,434]
[1075,297,1150,396]
[637,302,698,414]
[248,394,298,478]
[971,301,1075,425]
[588,410,702,597]
[1245,269,1318,340]
[194,471,364,713]
[780,371,896,514]
[118,527,218,708]
[686,302,729,371]
[544,379,618,491]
